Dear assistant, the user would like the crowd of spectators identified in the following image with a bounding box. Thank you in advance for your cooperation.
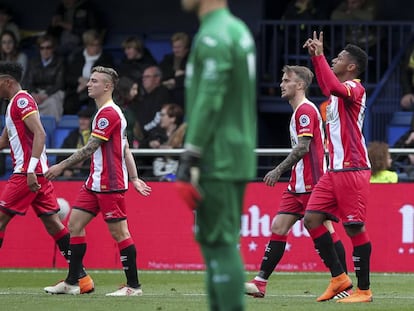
[0,0,413,180]
[0,0,191,180]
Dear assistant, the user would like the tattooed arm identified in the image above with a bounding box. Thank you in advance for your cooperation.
[59,136,102,169]
[263,136,311,187]
[45,136,103,180]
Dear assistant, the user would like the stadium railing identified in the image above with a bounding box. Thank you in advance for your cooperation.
[1,148,414,182]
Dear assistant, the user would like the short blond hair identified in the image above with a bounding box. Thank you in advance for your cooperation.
[282,65,314,89]
[91,66,119,87]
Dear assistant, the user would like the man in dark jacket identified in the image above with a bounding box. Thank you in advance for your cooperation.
[23,34,65,121]
[159,32,190,108]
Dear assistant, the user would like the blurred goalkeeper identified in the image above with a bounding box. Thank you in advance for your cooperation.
[177,0,257,310]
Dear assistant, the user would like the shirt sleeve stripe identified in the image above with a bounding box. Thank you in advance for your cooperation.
[91,133,109,141]
[21,110,38,120]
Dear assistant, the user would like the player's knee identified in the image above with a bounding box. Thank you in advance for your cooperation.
[271,223,290,235]
[67,220,84,236]
[303,213,322,230]
[344,224,364,237]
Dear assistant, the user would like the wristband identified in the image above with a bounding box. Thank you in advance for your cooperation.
[27,157,39,173]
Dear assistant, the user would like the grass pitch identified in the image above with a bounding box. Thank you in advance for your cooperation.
[0,269,413,311]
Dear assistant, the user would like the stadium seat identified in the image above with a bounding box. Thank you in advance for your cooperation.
[387,111,412,146]
[144,37,171,62]
[54,128,73,149]
[55,115,79,149]
[58,114,79,128]
[40,115,56,148]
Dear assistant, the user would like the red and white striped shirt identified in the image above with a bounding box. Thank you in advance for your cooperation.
[6,91,48,174]
[312,55,370,171]
[288,101,326,193]
[85,101,128,192]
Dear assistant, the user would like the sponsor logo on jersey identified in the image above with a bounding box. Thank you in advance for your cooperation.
[21,107,33,115]
[17,98,29,109]
[97,117,109,130]
[202,58,217,80]
[239,33,253,49]
[202,36,217,47]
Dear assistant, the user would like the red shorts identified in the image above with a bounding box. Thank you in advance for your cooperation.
[0,174,58,217]
[73,185,127,222]
[278,190,311,218]
[306,170,371,225]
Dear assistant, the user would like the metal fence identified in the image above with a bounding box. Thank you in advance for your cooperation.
[1,148,414,182]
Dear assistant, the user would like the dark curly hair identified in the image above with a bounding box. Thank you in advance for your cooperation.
[0,61,23,82]
[344,44,368,75]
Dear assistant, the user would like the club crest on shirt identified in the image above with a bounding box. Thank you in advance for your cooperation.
[97,117,109,130]
[299,114,310,127]
[17,98,29,109]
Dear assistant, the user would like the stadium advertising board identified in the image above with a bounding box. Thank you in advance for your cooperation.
[0,182,413,272]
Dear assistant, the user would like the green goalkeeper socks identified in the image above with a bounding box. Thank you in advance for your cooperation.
[201,244,245,311]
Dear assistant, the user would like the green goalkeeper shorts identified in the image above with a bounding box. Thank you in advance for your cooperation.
[195,180,247,246]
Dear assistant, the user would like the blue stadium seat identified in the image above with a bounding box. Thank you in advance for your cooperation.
[144,38,171,62]
[58,115,79,128]
[387,112,412,146]
[54,128,73,149]
[54,115,79,149]
[40,115,56,148]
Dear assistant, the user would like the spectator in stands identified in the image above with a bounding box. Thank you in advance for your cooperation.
[149,103,185,181]
[0,5,20,43]
[148,103,184,149]
[392,115,414,180]
[399,42,414,111]
[113,76,143,148]
[63,29,113,115]
[131,65,170,147]
[47,0,102,55]
[368,141,398,183]
[56,107,94,179]
[282,0,326,21]
[331,0,378,48]
[159,32,190,108]
[0,30,27,76]
[117,36,157,85]
[23,34,65,122]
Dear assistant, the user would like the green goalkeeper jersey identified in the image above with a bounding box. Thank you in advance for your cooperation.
[184,8,257,181]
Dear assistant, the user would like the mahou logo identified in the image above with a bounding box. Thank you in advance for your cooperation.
[399,204,414,255]
[240,205,310,238]
[400,204,414,243]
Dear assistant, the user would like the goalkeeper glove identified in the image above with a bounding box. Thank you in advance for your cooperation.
[175,150,202,210]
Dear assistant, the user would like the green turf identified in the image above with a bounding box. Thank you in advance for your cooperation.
[0,269,413,311]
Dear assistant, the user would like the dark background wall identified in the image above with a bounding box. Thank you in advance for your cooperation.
[1,0,263,35]
[3,0,412,37]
